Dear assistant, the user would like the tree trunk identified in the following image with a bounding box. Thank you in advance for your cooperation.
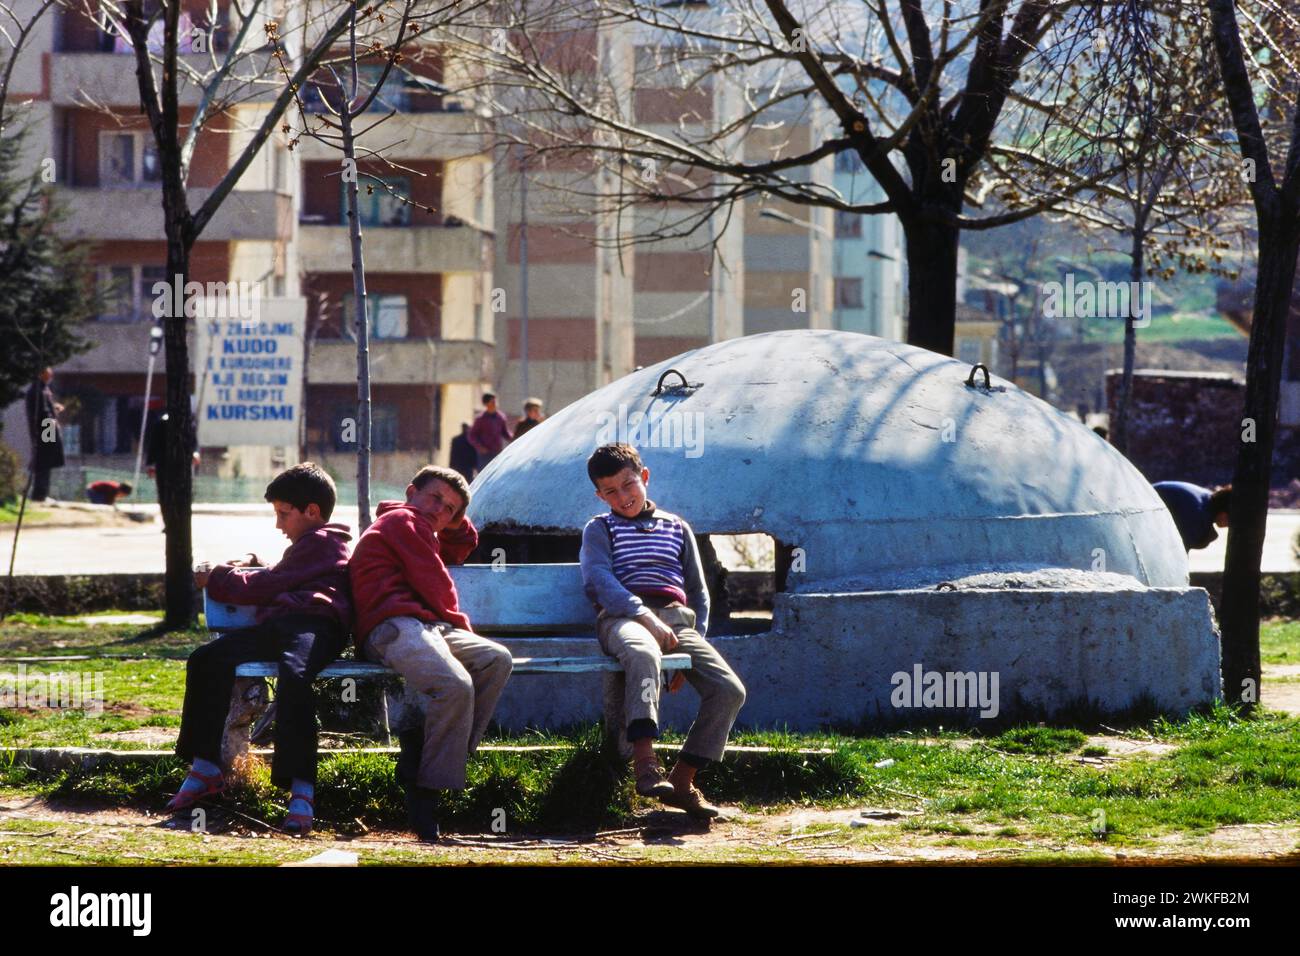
[161,235,196,627]
[341,109,373,531]
[902,211,961,357]
[1112,225,1144,454]
[1220,214,1300,714]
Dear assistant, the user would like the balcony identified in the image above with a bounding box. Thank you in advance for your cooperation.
[51,50,277,107]
[293,110,487,162]
[299,223,491,274]
[308,338,492,386]
[54,187,294,242]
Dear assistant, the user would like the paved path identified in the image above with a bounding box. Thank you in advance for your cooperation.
[2,506,1298,576]
[1,506,362,575]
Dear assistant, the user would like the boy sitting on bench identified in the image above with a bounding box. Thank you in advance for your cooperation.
[580,443,746,819]
[348,466,513,842]
[167,463,352,836]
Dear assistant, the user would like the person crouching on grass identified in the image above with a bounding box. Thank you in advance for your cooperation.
[167,462,353,836]
[580,443,746,820]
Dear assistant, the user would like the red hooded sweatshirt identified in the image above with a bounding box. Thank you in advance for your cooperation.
[205,522,353,632]
[348,500,479,645]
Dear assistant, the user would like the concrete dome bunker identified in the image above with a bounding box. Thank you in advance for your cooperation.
[459,330,1221,731]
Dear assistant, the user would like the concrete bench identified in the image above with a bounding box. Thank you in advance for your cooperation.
[207,563,690,761]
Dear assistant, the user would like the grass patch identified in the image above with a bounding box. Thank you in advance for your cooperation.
[2,710,1300,848]
[0,502,55,525]
[1079,310,1241,343]
[1262,619,1300,666]
[0,658,187,748]
[0,615,205,658]
[987,727,1087,755]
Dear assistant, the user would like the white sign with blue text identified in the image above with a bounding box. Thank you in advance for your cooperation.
[195,297,305,447]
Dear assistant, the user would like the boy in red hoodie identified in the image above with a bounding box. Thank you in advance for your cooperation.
[166,463,352,836]
[349,465,512,841]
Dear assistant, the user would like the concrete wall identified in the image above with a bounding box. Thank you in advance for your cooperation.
[1106,370,1244,487]
[480,586,1221,732]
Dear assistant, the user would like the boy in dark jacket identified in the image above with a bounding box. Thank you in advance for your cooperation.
[349,465,513,841]
[167,463,352,836]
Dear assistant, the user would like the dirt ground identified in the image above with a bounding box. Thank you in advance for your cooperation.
[2,792,1298,866]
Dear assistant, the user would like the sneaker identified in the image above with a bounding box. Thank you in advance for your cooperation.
[634,760,676,799]
[660,782,721,820]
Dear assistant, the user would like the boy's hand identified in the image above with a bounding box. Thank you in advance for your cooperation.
[639,611,679,652]
[193,569,211,588]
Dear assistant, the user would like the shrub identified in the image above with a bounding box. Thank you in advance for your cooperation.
[0,441,23,503]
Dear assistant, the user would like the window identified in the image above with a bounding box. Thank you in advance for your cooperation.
[835,277,864,309]
[63,422,82,457]
[359,64,409,112]
[110,10,199,54]
[332,402,398,451]
[835,150,865,173]
[343,293,408,340]
[138,266,169,316]
[834,210,862,238]
[99,131,160,186]
[343,176,411,226]
[303,65,410,114]
[957,338,982,365]
[96,264,167,322]
[97,266,135,322]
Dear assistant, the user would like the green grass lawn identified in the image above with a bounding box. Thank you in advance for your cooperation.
[0,501,55,525]
[2,612,1300,857]
[1262,619,1300,665]
[1078,310,1243,343]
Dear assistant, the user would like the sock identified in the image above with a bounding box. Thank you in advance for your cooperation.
[176,757,222,797]
[288,779,314,818]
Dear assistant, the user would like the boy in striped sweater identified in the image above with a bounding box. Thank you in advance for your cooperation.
[579,443,746,819]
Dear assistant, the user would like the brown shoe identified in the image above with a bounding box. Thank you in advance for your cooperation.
[634,760,676,798]
[661,782,721,820]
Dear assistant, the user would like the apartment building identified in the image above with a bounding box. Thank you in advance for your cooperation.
[491,14,903,422]
[832,149,906,340]
[489,20,636,416]
[2,1,493,494]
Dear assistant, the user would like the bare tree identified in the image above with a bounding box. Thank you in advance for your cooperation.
[276,0,480,530]
[78,0,369,626]
[444,0,1150,356]
[1057,3,1245,453]
[1206,0,1300,714]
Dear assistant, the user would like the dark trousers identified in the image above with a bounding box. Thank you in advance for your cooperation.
[31,467,51,501]
[175,614,346,788]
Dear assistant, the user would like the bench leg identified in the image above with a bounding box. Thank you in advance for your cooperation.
[379,688,392,746]
[602,672,633,761]
[221,677,269,771]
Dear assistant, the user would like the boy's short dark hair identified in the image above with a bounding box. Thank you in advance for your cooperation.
[587,443,643,485]
[1209,485,1232,516]
[265,462,337,520]
[119,482,133,496]
[411,465,471,519]
[482,392,496,404]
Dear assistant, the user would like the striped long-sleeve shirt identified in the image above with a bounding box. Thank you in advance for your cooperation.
[579,501,710,636]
